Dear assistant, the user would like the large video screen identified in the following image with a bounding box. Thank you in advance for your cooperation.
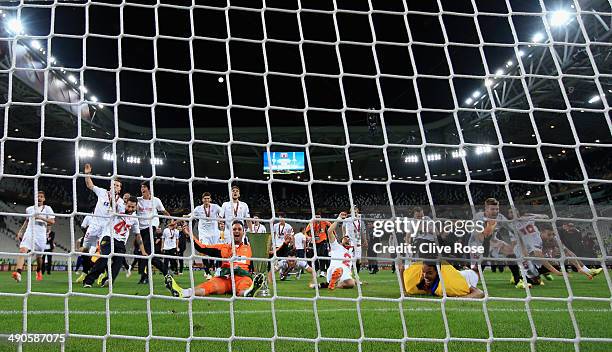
[263,151,305,174]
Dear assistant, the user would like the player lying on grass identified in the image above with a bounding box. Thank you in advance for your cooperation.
[403,261,485,298]
[310,211,356,290]
[540,228,603,280]
[276,249,317,287]
[165,220,265,298]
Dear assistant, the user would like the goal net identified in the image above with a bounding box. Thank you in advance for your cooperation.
[0,0,611,351]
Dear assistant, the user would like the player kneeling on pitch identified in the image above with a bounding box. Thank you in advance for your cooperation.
[165,220,264,298]
[310,211,356,290]
[403,261,484,299]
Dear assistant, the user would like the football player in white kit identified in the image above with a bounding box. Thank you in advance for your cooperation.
[342,206,367,273]
[310,211,356,290]
[13,191,55,282]
[268,212,294,285]
[76,163,124,283]
[220,185,252,233]
[83,196,146,287]
[190,192,222,276]
[248,215,267,234]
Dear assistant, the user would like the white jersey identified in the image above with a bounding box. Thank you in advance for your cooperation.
[81,215,93,229]
[460,269,479,288]
[137,196,166,228]
[220,200,250,229]
[293,232,306,250]
[104,213,140,243]
[249,223,267,234]
[512,217,544,254]
[468,211,515,247]
[343,216,365,246]
[162,228,179,250]
[193,204,222,239]
[272,222,294,248]
[91,186,125,226]
[329,240,353,268]
[24,205,55,238]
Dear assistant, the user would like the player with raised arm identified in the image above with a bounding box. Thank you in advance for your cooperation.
[165,220,265,298]
[343,206,367,273]
[310,211,355,290]
[403,261,485,298]
[76,164,124,283]
[304,212,331,277]
[162,221,180,274]
[220,185,252,234]
[13,191,55,282]
[83,196,146,288]
[136,182,170,284]
[190,192,222,276]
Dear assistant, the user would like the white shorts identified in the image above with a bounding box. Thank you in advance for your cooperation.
[326,265,353,283]
[19,233,46,252]
[83,223,105,248]
[459,269,479,288]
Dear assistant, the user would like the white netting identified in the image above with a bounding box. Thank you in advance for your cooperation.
[0,0,611,351]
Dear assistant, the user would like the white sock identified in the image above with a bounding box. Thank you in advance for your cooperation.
[182,288,193,298]
[582,265,591,274]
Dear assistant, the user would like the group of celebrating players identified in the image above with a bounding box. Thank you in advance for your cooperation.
[11,164,604,300]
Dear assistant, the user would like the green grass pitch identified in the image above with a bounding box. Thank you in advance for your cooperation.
[0,269,610,352]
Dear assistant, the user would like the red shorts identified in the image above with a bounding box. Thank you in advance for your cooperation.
[198,276,253,295]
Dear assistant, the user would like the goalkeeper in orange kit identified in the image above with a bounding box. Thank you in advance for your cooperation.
[165,220,264,298]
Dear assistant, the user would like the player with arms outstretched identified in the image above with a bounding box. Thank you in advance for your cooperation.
[165,220,265,298]
[13,191,55,282]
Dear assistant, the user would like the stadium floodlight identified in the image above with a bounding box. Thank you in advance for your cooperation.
[471,91,481,98]
[588,95,601,104]
[404,155,418,163]
[465,97,473,104]
[484,79,493,87]
[68,74,77,84]
[126,156,141,164]
[426,153,441,161]
[531,32,545,43]
[6,18,23,34]
[451,150,467,158]
[495,69,504,76]
[80,85,88,94]
[78,147,94,158]
[475,145,493,155]
[550,10,571,27]
[90,95,98,103]
[218,77,224,83]
[506,60,513,67]
[49,56,56,64]
[150,157,163,165]
[30,40,41,49]
[102,152,114,161]
[518,50,525,57]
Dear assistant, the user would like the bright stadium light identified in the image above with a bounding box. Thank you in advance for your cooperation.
[506,60,513,67]
[531,32,545,43]
[495,69,504,76]
[80,85,88,94]
[126,156,141,164]
[518,50,525,57]
[90,95,98,103]
[452,150,467,158]
[68,74,77,84]
[30,40,41,49]
[465,97,473,104]
[472,91,481,98]
[475,146,493,155]
[150,157,163,165]
[550,10,571,27]
[426,153,441,161]
[404,155,418,163]
[78,147,94,158]
[49,56,56,64]
[484,79,493,87]
[218,77,224,83]
[588,95,601,103]
[6,18,23,34]
[103,152,114,161]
